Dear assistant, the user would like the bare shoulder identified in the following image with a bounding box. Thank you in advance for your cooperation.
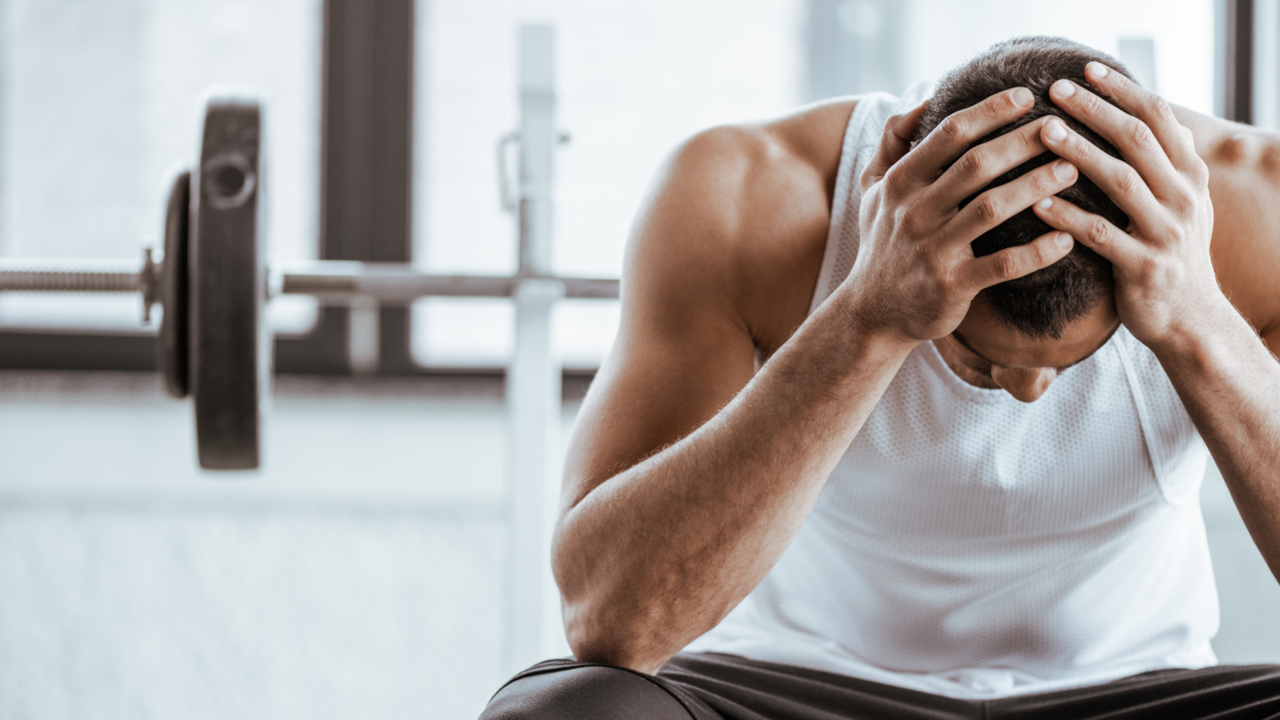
[559,100,857,507]
[637,98,856,355]
[1173,106,1280,339]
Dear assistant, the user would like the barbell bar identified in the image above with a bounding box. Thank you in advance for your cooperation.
[0,96,618,471]
[0,254,621,303]
[0,256,621,303]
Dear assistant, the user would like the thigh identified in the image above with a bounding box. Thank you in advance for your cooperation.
[479,653,981,720]
[658,652,980,720]
[478,659,715,720]
[991,665,1280,720]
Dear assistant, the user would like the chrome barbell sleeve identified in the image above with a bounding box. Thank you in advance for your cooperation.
[0,258,142,293]
[0,249,162,321]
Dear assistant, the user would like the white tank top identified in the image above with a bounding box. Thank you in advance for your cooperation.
[684,85,1220,699]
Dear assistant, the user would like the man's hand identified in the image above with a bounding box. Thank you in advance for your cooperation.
[852,87,1079,346]
[1033,63,1280,586]
[1033,62,1222,349]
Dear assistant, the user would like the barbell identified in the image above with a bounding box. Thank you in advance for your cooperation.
[0,97,619,471]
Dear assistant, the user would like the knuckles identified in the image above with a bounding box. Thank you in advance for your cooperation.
[936,115,969,145]
[1186,157,1211,188]
[1061,133,1093,164]
[956,147,990,180]
[1127,118,1158,153]
[972,193,1004,226]
[938,273,964,301]
[1133,254,1162,282]
[1168,187,1199,218]
[1029,164,1060,193]
[893,204,921,235]
[858,166,877,192]
[993,251,1021,281]
[1078,91,1106,118]
[1036,237,1061,265]
[1087,215,1113,247]
[1150,96,1176,123]
[880,164,911,198]
[1112,166,1143,198]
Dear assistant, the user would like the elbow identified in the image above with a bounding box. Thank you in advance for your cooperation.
[561,599,620,665]
[554,535,673,675]
[561,597,672,676]
[552,543,649,671]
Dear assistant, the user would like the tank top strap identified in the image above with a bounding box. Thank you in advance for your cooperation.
[809,83,936,314]
[1111,326,1211,505]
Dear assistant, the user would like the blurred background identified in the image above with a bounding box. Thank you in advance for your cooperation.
[0,0,1277,718]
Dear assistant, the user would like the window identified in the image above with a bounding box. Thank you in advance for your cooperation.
[810,0,1215,112]
[0,0,321,334]
[0,0,1269,374]
[1254,0,1280,129]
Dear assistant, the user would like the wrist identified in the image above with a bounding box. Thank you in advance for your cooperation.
[1146,296,1248,372]
[829,282,922,357]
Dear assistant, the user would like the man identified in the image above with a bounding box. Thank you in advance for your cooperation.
[481,37,1280,718]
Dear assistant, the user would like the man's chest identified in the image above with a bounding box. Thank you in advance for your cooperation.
[819,332,1206,540]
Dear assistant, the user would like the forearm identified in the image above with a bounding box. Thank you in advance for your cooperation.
[553,287,913,674]
[1153,300,1280,580]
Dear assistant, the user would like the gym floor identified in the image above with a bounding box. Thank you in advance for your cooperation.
[1,371,1278,720]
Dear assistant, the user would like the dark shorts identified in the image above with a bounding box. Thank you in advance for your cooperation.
[479,652,1280,719]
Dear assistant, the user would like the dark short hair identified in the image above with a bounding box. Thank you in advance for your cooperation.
[913,36,1133,340]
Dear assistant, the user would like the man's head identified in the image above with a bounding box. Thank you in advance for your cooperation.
[914,36,1135,342]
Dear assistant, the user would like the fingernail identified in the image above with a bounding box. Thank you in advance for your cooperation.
[1052,159,1074,179]
[1052,79,1075,98]
[1089,62,1109,79]
[1036,197,1053,210]
[1046,119,1068,143]
[1012,87,1033,107]
[1056,232,1073,249]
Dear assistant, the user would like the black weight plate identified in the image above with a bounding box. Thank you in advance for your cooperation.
[190,98,267,471]
[158,169,190,399]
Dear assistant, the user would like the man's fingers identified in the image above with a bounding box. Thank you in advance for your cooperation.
[1047,76,1187,201]
[962,230,1075,292]
[1032,194,1142,267]
[943,157,1078,246]
[1039,116,1165,231]
[860,101,928,192]
[932,116,1054,207]
[1081,62,1203,175]
[902,87,1035,179]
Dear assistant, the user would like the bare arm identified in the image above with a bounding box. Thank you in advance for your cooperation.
[1175,105,1280,581]
[1035,64,1280,581]
[555,89,1080,674]
[1157,303,1280,580]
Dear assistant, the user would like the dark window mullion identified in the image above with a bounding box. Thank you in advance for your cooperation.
[305,0,416,376]
[1224,0,1255,124]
